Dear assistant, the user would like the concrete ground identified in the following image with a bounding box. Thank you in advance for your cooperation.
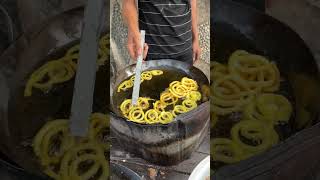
[110,0,210,80]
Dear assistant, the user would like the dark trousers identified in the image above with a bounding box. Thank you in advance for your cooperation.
[146,49,193,65]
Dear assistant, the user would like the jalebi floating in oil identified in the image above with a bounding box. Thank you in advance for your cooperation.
[117,70,164,93]
[32,113,109,180]
[211,50,293,165]
[211,138,244,164]
[243,93,293,125]
[119,77,202,124]
[60,141,108,180]
[24,34,110,97]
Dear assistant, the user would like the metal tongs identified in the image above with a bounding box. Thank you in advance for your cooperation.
[131,30,146,105]
[69,0,104,137]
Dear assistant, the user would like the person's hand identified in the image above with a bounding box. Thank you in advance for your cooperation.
[127,30,149,61]
[192,39,201,64]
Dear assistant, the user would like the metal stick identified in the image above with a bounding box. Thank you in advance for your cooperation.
[69,0,104,137]
[131,30,145,105]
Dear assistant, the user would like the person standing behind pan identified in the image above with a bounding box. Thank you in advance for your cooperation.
[122,0,201,65]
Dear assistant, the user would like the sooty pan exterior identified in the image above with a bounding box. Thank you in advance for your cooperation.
[212,0,320,179]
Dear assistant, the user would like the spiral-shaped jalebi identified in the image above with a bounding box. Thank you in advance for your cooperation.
[211,50,293,165]
[33,113,109,180]
[119,76,202,124]
[60,141,108,180]
[25,34,110,97]
[243,93,293,125]
[230,120,279,155]
[211,75,254,115]
[211,138,244,164]
[117,69,164,92]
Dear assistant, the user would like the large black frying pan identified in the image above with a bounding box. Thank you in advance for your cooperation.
[211,0,320,178]
[110,60,210,165]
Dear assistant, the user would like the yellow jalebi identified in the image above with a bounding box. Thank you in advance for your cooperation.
[60,141,108,180]
[228,50,280,92]
[160,91,178,105]
[120,99,132,116]
[117,70,164,93]
[182,99,197,111]
[119,77,202,124]
[211,50,293,166]
[186,91,202,101]
[33,120,75,167]
[158,111,174,124]
[33,113,109,180]
[128,107,145,123]
[211,75,255,115]
[153,100,166,112]
[231,120,279,155]
[150,70,164,76]
[24,60,75,96]
[141,71,153,80]
[243,93,292,125]
[138,97,151,110]
[88,113,109,151]
[172,105,187,117]
[211,120,279,164]
[211,50,281,115]
[211,138,244,164]
[144,109,159,124]
[25,34,110,97]
[120,97,152,118]
[130,75,144,83]
[181,77,198,91]
[169,81,188,98]
[117,80,133,93]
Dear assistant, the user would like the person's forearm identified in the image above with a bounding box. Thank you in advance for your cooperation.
[191,0,199,42]
[122,0,139,35]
